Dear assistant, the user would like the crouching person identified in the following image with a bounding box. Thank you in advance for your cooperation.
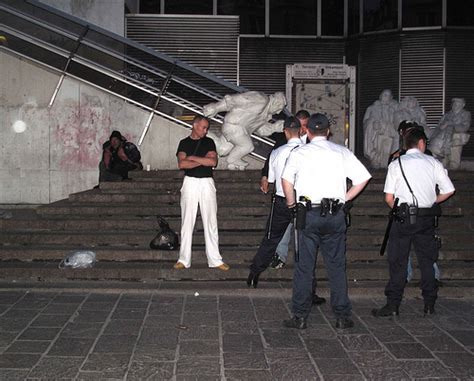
[99,130,143,182]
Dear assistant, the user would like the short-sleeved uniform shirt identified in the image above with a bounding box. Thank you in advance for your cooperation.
[176,136,216,178]
[268,138,301,197]
[282,137,372,203]
[384,148,455,207]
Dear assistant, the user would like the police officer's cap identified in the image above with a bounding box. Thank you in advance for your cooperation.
[284,116,301,130]
[307,113,329,132]
[398,120,423,134]
[398,120,428,141]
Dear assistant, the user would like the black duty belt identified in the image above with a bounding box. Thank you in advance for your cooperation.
[418,207,441,217]
[396,203,442,218]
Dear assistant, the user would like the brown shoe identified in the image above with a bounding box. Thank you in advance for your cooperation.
[216,263,230,271]
[173,262,185,269]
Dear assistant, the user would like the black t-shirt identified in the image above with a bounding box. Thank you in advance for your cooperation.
[176,136,216,178]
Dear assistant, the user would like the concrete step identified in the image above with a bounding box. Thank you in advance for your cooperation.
[0,261,472,281]
[1,230,472,249]
[1,279,472,298]
[68,189,473,206]
[0,214,468,232]
[36,202,464,218]
[0,246,470,263]
[129,169,473,182]
[99,181,474,197]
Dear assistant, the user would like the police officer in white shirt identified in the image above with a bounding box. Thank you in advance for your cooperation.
[282,113,372,329]
[247,117,302,287]
[372,128,455,317]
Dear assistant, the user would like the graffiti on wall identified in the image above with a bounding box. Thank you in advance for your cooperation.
[54,95,111,170]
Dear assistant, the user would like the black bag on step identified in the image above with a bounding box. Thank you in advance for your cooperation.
[150,216,179,250]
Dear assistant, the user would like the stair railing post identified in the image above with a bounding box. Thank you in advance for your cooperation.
[138,62,176,146]
[48,25,90,108]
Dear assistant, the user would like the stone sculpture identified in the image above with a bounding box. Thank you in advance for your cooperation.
[394,96,428,140]
[203,91,286,170]
[429,98,471,169]
[363,89,399,168]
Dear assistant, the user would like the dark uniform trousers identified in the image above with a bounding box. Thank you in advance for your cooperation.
[385,215,439,306]
[293,209,351,319]
[250,196,292,274]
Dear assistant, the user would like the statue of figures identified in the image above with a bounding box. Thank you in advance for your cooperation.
[394,96,427,141]
[363,89,399,168]
[430,98,471,169]
[203,91,286,170]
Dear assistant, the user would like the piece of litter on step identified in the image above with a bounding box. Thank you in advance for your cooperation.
[353,279,357,282]
[176,324,188,330]
[194,292,199,297]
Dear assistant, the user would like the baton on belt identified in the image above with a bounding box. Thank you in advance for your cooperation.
[294,194,308,263]
[266,190,276,239]
[380,198,399,256]
[293,214,300,263]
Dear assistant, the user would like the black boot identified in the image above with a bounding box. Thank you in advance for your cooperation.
[371,304,399,317]
[335,317,354,329]
[312,294,326,305]
[424,303,435,316]
[246,272,260,288]
[283,316,307,330]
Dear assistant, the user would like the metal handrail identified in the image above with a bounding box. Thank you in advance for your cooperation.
[0,0,277,158]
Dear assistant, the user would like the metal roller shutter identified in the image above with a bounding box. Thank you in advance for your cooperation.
[400,32,445,128]
[239,37,345,95]
[126,14,239,84]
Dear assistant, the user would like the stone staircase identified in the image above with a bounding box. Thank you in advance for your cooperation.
[0,170,473,294]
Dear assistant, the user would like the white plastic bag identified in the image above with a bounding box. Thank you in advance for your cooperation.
[59,251,97,269]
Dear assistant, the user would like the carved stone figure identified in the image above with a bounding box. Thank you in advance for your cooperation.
[203,91,286,170]
[430,98,471,169]
[394,96,427,140]
[363,89,399,168]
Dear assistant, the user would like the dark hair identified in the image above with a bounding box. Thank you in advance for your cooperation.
[403,128,427,149]
[295,109,310,120]
[284,116,301,130]
[109,130,123,141]
[398,120,423,135]
[193,115,210,125]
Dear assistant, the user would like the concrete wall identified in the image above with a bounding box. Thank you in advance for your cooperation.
[0,51,262,204]
[0,51,182,204]
[39,0,125,36]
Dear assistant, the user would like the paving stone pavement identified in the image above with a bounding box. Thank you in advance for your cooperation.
[0,290,472,380]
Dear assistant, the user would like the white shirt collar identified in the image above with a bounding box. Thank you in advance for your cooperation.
[310,136,327,143]
[287,137,301,144]
[406,148,422,155]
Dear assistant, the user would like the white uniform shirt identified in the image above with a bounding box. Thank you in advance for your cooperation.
[268,138,301,197]
[384,148,455,208]
[282,137,372,203]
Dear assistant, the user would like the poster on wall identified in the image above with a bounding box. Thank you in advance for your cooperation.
[293,81,348,146]
[286,64,356,150]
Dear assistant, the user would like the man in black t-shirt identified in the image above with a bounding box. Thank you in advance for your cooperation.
[175,115,230,271]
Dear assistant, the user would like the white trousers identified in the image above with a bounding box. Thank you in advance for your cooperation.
[178,176,223,268]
